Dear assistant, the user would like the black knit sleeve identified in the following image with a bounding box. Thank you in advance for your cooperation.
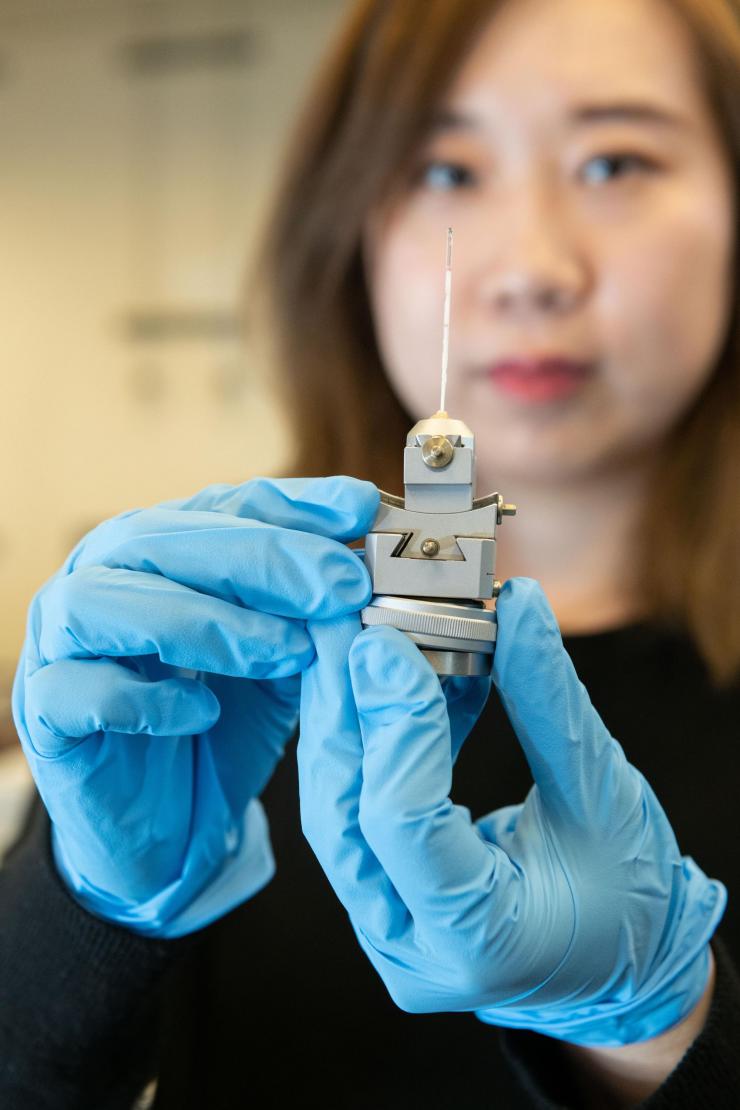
[498,935,740,1109]
[0,794,196,1110]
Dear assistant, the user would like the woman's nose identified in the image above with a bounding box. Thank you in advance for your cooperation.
[473,188,591,321]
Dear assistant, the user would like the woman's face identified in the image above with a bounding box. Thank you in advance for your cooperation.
[363,0,735,485]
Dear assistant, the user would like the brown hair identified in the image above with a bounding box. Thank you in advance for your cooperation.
[255,0,740,686]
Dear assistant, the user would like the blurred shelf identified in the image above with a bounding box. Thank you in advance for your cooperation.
[0,0,341,32]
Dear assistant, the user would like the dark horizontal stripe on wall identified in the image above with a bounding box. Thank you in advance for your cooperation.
[120,307,241,342]
[120,29,258,75]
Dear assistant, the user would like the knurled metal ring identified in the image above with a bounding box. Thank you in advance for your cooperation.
[360,594,497,654]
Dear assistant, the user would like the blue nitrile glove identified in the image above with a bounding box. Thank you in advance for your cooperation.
[298,578,726,1047]
[12,476,379,937]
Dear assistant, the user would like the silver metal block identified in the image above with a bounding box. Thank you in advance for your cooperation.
[403,484,473,513]
[365,533,495,599]
[371,499,499,540]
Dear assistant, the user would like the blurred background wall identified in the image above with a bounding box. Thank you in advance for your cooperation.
[0,0,347,844]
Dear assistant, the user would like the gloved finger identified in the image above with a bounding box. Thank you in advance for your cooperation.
[206,672,301,812]
[440,674,492,763]
[23,657,221,757]
[349,627,518,942]
[493,578,636,828]
[156,475,380,542]
[33,566,314,678]
[67,510,371,621]
[298,615,412,948]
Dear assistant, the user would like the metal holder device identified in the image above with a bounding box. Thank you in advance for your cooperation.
[360,411,516,676]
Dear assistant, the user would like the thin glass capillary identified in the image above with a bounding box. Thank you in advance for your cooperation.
[439,227,453,415]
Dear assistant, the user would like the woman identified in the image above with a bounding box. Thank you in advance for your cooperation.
[2,0,739,1106]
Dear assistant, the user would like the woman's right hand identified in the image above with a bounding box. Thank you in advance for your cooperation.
[11,476,379,937]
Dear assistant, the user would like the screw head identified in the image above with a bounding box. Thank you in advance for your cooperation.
[421,435,454,469]
[421,538,440,557]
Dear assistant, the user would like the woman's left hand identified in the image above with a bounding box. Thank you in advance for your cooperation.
[298,578,725,1047]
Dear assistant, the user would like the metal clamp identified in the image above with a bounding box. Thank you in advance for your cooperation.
[360,412,515,675]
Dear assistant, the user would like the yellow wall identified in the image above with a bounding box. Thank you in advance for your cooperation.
[0,0,347,675]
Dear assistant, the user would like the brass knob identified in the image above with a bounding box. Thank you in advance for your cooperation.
[420,538,440,557]
[496,496,518,524]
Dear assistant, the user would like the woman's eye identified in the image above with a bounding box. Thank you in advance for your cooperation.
[581,152,658,185]
[415,160,476,191]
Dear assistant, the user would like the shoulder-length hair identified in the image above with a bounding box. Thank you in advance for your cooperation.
[255,0,740,686]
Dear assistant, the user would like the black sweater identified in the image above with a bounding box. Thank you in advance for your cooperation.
[1,622,739,1109]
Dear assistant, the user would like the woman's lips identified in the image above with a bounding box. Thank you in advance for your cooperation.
[487,358,595,402]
